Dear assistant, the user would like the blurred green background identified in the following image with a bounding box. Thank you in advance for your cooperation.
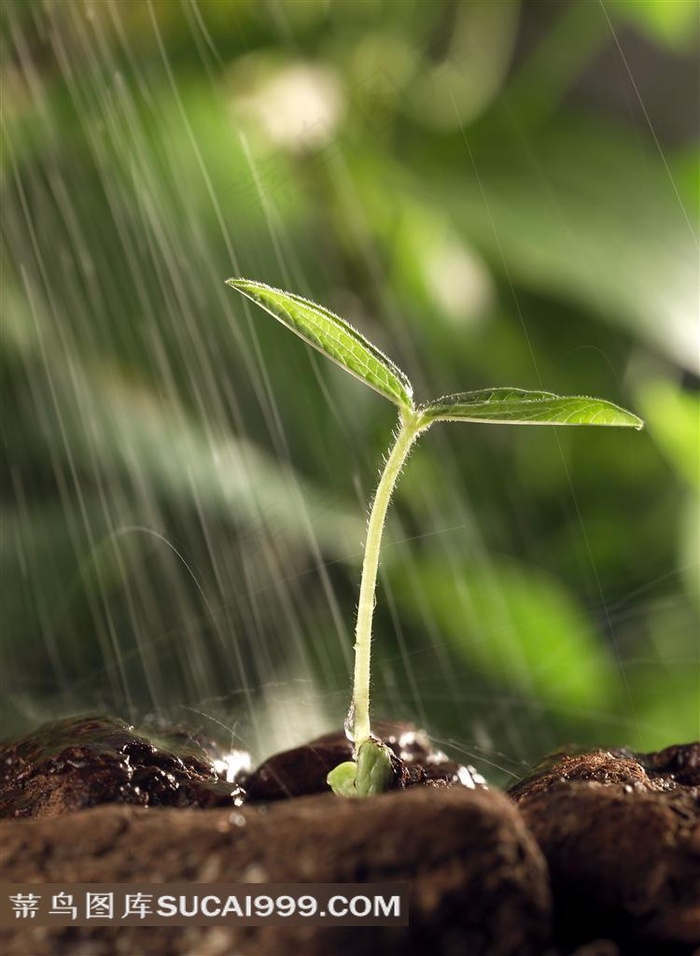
[2,0,698,782]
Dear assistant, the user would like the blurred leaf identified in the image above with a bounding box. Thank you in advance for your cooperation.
[417,388,643,429]
[406,0,520,129]
[609,0,699,49]
[636,378,700,610]
[636,673,700,747]
[637,379,700,491]
[630,599,700,747]
[0,499,193,678]
[390,196,494,326]
[14,359,365,561]
[341,122,698,370]
[0,500,142,649]
[227,279,414,409]
[392,556,620,711]
[423,123,698,373]
[673,146,700,214]
[682,496,700,606]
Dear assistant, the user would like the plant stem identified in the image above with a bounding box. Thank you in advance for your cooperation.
[351,409,424,746]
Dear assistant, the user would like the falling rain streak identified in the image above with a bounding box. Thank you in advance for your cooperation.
[2,0,698,774]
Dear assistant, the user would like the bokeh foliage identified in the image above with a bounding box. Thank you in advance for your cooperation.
[2,0,698,777]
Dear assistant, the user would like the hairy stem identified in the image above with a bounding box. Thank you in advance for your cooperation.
[351,409,424,746]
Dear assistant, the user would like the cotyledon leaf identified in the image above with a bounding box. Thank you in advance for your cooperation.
[227,279,414,410]
[416,388,644,429]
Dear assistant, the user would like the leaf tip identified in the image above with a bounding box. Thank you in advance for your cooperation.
[611,405,645,430]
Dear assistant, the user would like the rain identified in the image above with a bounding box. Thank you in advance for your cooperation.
[2,0,698,784]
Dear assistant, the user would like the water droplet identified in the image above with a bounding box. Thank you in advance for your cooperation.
[343,704,355,743]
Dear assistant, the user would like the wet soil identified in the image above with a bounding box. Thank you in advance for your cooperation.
[1,718,698,955]
[0,716,484,818]
[510,744,699,954]
[242,720,487,800]
[0,717,238,818]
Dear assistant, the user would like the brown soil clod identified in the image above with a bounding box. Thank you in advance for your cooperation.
[2,719,699,955]
[0,716,241,819]
[0,717,485,817]
[243,721,487,800]
[509,742,700,801]
[510,743,700,954]
[0,785,551,956]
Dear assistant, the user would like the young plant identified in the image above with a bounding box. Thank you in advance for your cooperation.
[227,278,643,798]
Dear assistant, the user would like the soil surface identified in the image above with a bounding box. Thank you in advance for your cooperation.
[1,786,549,956]
[0,717,238,818]
[1,718,698,955]
[511,744,700,954]
[0,717,485,818]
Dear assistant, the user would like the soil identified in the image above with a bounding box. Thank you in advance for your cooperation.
[0,717,698,955]
[510,745,700,954]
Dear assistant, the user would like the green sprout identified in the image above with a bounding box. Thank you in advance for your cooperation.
[227,278,644,797]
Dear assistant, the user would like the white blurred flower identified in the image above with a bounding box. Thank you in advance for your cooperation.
[232,60,344,153]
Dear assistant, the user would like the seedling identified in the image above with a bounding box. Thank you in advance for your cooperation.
[227,279,643,798]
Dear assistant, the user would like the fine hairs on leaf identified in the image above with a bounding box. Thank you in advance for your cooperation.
[227,277,644,798]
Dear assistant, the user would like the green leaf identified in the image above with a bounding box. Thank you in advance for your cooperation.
[417,388,643,429]
[227,279,413,410]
